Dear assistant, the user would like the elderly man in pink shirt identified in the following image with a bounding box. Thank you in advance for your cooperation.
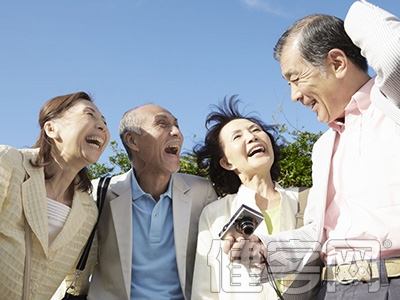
[223,1,400,299]
[274,1,400,298]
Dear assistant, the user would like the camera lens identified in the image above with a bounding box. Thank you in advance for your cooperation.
[236,216,256,235]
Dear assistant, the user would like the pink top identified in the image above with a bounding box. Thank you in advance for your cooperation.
[324,77,400,264]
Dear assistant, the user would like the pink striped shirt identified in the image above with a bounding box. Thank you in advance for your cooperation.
[324,77,400,264]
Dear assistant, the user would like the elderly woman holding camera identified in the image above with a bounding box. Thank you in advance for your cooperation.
[191,96,302,300]
[0,92,110,299]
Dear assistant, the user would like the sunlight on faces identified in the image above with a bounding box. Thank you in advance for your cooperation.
[134,105,183,176]
[280,41,346,123]
[45,100,110,167]
[218,119,274,178]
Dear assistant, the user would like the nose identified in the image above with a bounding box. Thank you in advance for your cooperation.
[170,125,181,136]
[245,130,258,143]
[290,84,303,103]
[96,119,107,132]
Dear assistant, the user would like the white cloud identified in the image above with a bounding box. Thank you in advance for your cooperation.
[240,0,288,17]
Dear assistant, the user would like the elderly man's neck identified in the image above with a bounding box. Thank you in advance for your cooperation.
[135,170,172,202]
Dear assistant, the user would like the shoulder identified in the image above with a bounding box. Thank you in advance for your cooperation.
[0,145,21,161]
[202,193,236,214]
[173,172,215,192]
[173,173,217,205]
[92,170,132,199]
[174,172,212,185]
[0,145,38,170]
[199,194,239,234]
[276,183,301,203]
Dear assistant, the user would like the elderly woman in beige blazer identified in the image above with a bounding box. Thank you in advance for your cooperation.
[0,91,110,299]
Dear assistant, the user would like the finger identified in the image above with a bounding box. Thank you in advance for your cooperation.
[229,238,247,262]
[221,235,235,255]
[248,234,261,242]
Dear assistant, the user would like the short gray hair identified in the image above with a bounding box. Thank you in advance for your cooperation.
[119,108,142,160]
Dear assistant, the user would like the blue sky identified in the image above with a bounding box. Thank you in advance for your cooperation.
[2,0,399,165]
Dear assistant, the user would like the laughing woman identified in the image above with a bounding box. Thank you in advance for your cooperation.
[191,96,302,300]
[0,92,110,299]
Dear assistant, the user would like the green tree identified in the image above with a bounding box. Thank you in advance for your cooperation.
[179,152,208,178]
[88,140,130,179]
[276,124,322,188]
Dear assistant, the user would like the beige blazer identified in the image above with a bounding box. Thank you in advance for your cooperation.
[0,145,98,300]
[87,170,217,300]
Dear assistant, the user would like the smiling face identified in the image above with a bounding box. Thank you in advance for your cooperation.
[130,104,183,176]
[218,118,274,178]
[280,41,348,123]
[45,99,110,167]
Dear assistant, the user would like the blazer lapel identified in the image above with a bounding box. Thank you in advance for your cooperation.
[21,152,49,256]
[171,174,192,293]
[49,192,91,252]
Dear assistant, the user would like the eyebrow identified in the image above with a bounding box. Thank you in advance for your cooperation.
[155,113,178,123]
[229,129,241,136]
[249,124,260,130]
[228,123,260,136]
[85,106,106,122]
[283,70,294,80]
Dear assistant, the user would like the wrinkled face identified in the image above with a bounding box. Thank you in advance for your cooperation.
[47,100,110,167]
[280,41,345,123]
[219,118,274,177]
[134,104,184,175]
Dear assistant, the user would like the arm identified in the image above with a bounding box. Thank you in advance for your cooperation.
[345,1,400,118]
[0,145,22,211]
[244,131,333,276]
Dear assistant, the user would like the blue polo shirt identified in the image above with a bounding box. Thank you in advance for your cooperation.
[130,174,184,300]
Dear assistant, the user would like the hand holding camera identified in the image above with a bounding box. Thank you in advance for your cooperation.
[219,204,264,239]
[219,204,267,279]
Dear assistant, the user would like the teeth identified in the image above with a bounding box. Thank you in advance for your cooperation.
[165,145,179,155]
[308,100,317,108]
[248,146,264,157]
[86,136,104,149]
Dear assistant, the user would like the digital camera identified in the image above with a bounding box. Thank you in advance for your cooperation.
[219,204,264,239]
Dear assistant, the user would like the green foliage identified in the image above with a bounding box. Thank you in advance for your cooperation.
[88,162,114,180]
[88,140,131,179]
[276,124,322,188]
[179,152,208,178]
[107,140,131,173]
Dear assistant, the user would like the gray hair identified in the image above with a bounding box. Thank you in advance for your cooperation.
[119,108,142,160]
[273,14,367,72]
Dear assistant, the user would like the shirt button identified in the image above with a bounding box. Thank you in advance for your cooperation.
[154,213,158,218]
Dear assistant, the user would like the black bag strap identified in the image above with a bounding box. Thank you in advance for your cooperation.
[75,176,111,271]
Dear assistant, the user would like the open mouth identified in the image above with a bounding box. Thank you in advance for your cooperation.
[86,136,104,149]
[165,145,179,155]
[307,100,317,110]
[248,145,265,157]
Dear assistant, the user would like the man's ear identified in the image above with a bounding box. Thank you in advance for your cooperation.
[219,157,234,171]
[327,48,347,79]
[124,131,139,152]
[43,121,58,139]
